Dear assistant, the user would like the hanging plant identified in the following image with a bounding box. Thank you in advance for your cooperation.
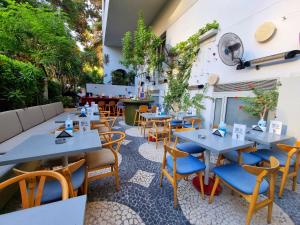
[121,13,164,77]
[163,21,219,112]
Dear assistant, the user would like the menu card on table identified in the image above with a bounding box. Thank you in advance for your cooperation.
[269,120,283,135]
[232,124,246,141]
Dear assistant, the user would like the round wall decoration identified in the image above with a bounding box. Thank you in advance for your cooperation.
[255,22,276,43]
[208,74,219,86]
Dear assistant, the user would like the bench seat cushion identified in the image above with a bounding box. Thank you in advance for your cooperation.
[41,103,57,120]
[54,102,64,114]
[0,110,23,143]
[16,106,45,131]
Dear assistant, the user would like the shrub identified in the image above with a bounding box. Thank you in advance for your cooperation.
[0,54,44,110]
[48,79,62,100]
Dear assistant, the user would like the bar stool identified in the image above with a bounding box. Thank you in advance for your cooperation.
[106,101,116,115]
[98,101,106,111]
[133,105,148,126]
[116,101,125,118]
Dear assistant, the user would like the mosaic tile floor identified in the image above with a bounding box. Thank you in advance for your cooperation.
[1,119,299,225]
[85,119,300,225]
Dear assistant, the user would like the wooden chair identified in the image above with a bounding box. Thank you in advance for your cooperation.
[92,116,117,132]
[86,131,125,191]
[133,105,148,126]
[14,159,87,200]
[106,101,116,115]
[209,157,280,225]
[182,117,201,129]
[217,146,262,166]
[160,141,206,207]
[98,101,106,111]
[148,105,157,113]
[116,101,125,118]
[174,128,205,156]
[0,171,68,209]
[148,119,171,149]
[252,141,300,197]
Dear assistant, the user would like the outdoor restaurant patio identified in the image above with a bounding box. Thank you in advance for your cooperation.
[0,0,300,225]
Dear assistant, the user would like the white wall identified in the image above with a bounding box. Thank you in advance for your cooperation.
[152,0,300,137]
[86,83,135,97]
[103,45,127,84]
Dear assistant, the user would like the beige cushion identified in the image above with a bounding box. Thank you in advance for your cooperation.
[0,110,23,143]
[86,148,115,169]
[16,106,45,131]
[40,103,57,120]
[54,102,64,114]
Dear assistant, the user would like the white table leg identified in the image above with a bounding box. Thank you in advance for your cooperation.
[204,151,211,185]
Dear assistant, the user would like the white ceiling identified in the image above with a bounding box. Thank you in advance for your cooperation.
[104,0,169,47]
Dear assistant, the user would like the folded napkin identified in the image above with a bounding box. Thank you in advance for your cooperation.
[55,130,73,138]
[212,129,225,137]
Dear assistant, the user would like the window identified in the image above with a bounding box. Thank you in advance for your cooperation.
[212,91,260,128]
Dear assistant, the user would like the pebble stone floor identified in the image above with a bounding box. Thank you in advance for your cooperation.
[85,119,300,225]
[1,119,299,225]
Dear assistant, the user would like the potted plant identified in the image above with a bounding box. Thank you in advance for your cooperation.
[242,88,279,128]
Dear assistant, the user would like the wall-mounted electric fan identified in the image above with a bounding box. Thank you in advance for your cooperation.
[218,33,246,70]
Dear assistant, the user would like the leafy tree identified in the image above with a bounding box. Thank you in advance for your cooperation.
[242,88,279,120]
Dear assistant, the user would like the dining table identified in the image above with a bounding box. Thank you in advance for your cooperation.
[174,129,254,191]
[0,129,101,167]
[0,195,87,225]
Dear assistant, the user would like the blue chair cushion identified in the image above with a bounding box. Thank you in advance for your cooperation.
[40,166,85,203]
[117,106,125,109]
[166,155,205,175]
[183,123,199,129]
[213,163,269,195]
[252,149,295,167]
[176,142,205,154]
[170,120,182,126]
[223,151,262,165]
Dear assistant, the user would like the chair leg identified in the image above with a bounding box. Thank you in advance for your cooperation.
[173,180,178,208]
[209,176,220,204]
[245,194,258,225]
[160,171,164,187]
[198,173,205,200]
[279,168,289,198]
[292,175,297,192]
[114,164,120,191]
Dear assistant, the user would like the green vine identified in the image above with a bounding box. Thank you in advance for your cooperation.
[163,21,219,112]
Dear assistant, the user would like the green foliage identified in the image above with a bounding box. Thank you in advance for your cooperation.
[111,70,135,86]
[53,96,73,108]
[121,31,134,68]
[121,13,164,75]
[164,21,219,112]
[242,88,279,119]
[179,85,212,114]
[0,54,44,109]
[48,79,62,100]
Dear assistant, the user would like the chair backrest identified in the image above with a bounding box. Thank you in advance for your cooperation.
[99,131,126,153]
[183,117,201,129]
[277,143,300,166]
[61,159,86,197]
[108,101,116,106]
[14,159,86,198]
[139,105,148,113]
[98,101,106,107]
[150,105,157,113]
[173,127,195,146]
[164,143,189,159]
[152,118,171,130]
[0,171,68,209]
[243,156,280,184]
